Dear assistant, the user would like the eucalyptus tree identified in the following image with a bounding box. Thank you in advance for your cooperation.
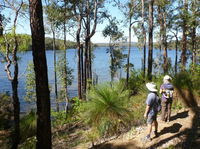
[29,0,52,148]
[189,0,199,67]
[71,0,106,99]
[0,14,3,36]
[61,0,73,111]
[141,0,147,77]
[181,0,188,70]
[147,0,154,80]
[102,17,127,82]
[45,0,62,111]
[114,0,141,85]
[155,0,177,74]
[1,1,23,148]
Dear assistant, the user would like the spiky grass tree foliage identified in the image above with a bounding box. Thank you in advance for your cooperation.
[81,82,132,137]
[20,111,36,143]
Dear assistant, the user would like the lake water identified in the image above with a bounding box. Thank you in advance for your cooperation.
[0,46,182,112]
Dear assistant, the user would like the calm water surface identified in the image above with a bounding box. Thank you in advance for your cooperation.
[0,46,182,112]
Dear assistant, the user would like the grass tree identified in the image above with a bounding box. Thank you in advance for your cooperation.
[81,82,132,138]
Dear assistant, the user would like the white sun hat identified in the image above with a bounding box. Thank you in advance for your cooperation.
[146,82,158,92]
[163,75,172,81]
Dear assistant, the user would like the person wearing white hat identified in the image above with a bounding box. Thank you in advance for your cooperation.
[160,75,174,122]
[143,82,160,141]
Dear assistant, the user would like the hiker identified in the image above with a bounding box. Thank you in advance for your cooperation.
[160,75,174,122]
[143,82,160,141]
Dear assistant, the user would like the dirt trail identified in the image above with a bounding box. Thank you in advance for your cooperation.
[77,108,200,149]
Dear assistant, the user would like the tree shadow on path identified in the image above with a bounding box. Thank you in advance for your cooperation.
[158,123,182,137]
[92,142,141,149]
[170,110,188,121]
[150,107,200,149]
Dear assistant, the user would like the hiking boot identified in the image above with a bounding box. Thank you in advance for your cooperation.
[142,135,151,142]
[153,131,158,137]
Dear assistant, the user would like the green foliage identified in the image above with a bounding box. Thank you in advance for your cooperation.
[126,70,146,95]
[57,54,74,87]
[56,53,74,101]
[51,111,69,127]
[129,93,147,125]
[24,62,36,102]
[45,37,76,50]
[102,17,123,41]
[102,17,127,81]
[0,93,13,129]
[20,111,36,143]
[172,98,184,111]
[19,136,36,149]
[51,98,82,127]
[0,34,31,53]
[81,82,132,137]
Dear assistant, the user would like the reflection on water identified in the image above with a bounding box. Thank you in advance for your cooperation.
[0,46,182,112]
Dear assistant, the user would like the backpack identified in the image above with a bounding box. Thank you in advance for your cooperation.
[163,89,174,99]
[157,97,161,112]
[162,83,174,99]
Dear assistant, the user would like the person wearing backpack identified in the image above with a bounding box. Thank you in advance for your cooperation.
[160,75,174,122]
[143,82,161,141]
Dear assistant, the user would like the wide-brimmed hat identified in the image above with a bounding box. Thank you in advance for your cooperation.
[163,75,172,81]
[146,82,158,92]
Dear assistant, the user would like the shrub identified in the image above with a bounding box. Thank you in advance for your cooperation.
[0,93,13,129]
[127,70,145,95]
[81,82,132,138]
[20,110,36,143]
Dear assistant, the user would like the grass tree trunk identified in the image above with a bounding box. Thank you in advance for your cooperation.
[29,0,52,148]
[147,0,154,80]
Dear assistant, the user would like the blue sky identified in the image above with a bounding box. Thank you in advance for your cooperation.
[2,0,138,43]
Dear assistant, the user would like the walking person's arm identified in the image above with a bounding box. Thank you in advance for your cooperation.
[144,105,150,118]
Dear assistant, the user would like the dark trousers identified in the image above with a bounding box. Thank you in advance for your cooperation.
[161,99,172,121]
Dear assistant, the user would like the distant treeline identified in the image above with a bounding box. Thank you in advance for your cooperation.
[5,34,77,51]
[45,37,76,50]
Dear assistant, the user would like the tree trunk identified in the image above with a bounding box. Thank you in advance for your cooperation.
[11,37,20,149]
[142,0,146,77]
[77,43,82,99]
[29,0,52,148]
[0,14,3,36]
[89,40,92,81]
[84,40,88,98]
[175,35,178,74]
[126,17,131,86]
[191,0,197,66]
[76,14,82,99]
[158,6,162,52]
[52,30,58,112]
[163,9,168,74]
[147,0,154,80]
[63,2,69,112]
[81,44,84,97]
[181,0,188,71]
